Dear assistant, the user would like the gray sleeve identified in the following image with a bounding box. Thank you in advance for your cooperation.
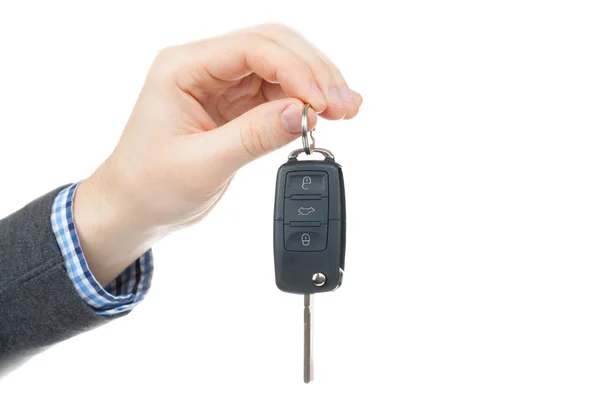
[0,186,126,375]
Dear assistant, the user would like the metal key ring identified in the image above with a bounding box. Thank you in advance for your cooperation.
[301,104,315,155]
[288,147,335,161]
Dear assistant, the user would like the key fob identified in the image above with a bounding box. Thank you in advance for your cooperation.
[273,104,349,383]
[273,157,346,294]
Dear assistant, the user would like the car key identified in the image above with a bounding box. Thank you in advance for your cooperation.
[273,104,346,383]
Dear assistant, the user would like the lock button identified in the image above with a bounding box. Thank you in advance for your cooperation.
[285,171,328,196]
[284,225,328,252]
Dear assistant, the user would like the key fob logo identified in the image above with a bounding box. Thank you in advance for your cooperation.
[302,176,312,190]
[301,233,311,246]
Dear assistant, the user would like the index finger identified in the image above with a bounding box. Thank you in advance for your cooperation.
[158,33,329,113]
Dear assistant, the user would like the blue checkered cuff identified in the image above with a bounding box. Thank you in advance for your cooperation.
[50,183,153,316]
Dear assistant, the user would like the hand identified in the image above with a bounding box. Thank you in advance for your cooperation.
[73,23,363,286]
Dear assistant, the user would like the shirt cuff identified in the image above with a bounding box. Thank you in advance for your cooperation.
[50,183,153,316]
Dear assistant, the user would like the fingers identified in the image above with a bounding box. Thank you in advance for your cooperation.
[350,89,363,107]
[260,81,288,102]
[190,98,317,175]
[155,34,328,113]
[244,23,361,120]
[260,81,364,118]
[153,24,362,120]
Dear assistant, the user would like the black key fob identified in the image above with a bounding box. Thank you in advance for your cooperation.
[272,104,349,383]
[273,151,346,294]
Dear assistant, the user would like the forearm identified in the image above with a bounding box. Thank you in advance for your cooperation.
[0,187,120,373]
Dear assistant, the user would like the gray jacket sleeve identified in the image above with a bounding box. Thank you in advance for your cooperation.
[0,186,125,375]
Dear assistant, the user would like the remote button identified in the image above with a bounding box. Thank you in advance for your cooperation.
[286,172,328,196]
[284,198,328,223]
[284,225,328,251]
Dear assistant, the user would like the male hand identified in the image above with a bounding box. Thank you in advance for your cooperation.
[73,23,362,285]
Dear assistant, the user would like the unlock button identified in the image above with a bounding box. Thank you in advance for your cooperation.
[284,225,328,252]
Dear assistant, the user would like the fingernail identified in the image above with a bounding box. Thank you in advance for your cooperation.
[339,86,356,104]
[281,104,303,133]
[311,82,327,108]
[328,87,345,106]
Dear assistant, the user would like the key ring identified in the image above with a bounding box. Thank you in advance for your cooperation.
[301,104,316,155]
[289,103,335,161]
[288,147,335,160]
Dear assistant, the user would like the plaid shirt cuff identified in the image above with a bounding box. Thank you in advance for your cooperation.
[50,183,153,316]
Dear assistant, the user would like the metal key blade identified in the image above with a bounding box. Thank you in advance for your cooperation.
[303,294,314,383]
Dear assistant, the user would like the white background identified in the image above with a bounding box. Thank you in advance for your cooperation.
[1,0,599,398]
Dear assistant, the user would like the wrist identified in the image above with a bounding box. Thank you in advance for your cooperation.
[73,161,159,286]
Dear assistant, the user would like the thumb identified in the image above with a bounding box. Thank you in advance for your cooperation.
[205,98,317,172]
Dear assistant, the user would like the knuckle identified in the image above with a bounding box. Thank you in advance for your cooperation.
[315,51,345,83]
[312,56,333,77]
[240,122,261,158]
[154,45,178,66]
[241,32,269,55]
[260,22,292,35]
[332,66,345,83]
[240,121,273,157]
[148,45,180,81]
[244,32,267,46]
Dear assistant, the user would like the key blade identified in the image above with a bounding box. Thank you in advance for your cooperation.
[304,294,314,383]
